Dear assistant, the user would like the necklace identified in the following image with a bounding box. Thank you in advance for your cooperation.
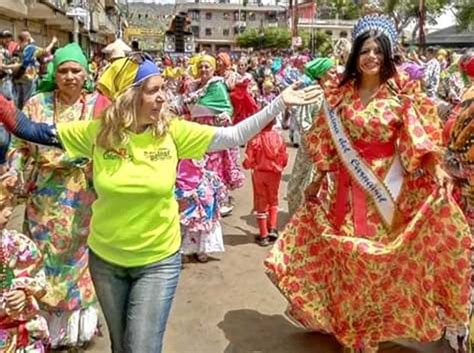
[53,90,87,123]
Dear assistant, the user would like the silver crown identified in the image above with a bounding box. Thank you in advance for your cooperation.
[352,14,398,50]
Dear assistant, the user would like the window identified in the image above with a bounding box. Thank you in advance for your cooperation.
[191,26,200,37]
[234,11,239,21]
[248,12,256,21]
[205,12,212,20]
[265,11,277,22]
[205,28,212,36]
[223,29,230,36]
[190,10,200,21]
[223,12,230,20]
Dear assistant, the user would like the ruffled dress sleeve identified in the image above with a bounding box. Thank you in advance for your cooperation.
[391,73,443,173]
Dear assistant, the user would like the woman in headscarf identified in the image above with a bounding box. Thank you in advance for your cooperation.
[7,43,110,350]
[174,54,244,220]
[265,11,471,353]
[216,52,236,89]
[173,54,242,259]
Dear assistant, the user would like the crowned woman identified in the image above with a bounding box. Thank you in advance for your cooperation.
[265,9,472,353]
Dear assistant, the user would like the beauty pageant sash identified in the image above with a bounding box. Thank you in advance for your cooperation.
[323,102,403,228]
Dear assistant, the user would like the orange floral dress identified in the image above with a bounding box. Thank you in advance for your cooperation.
[264,71,472,351]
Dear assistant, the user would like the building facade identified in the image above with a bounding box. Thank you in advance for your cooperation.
[0,0,127,57]
[181,1,287,52]
[125,3,175,52]
[293,0,355,43]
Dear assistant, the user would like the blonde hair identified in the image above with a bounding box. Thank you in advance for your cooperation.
[96,79,172,151]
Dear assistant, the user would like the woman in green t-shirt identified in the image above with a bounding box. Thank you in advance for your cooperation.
[0,55,323,353]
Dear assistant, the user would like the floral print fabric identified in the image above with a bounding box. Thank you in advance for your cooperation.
[264,71,471,351]
[175,160,227,234]
[8,91,99,347]
[0,229,49,352]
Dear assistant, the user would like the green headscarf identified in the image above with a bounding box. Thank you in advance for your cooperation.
[36,43,93,93]
[304,58,334,81]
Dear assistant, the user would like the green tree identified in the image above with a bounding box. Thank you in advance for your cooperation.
[453,2,474,30]
[300,30,332,56]
[236,28,291,49]
[384,0,451,39]
[317,0,360,20]
[235,28,260,48]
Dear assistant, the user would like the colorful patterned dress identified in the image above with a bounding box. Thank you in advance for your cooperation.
[264,71,472,352]
[175,159,227,255]
[445,85,474,233]
[0,229,49,352]
[178,77,245,191]
[8,91,106,348]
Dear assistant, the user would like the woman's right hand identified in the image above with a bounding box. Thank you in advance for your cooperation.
[281,83,323,106]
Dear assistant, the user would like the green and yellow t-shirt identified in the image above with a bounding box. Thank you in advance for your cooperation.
[57,119,215,267]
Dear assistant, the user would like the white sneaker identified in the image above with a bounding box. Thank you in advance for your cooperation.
[220,205,234,217]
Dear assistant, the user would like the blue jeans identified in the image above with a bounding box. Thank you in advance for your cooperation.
[0,78,13,100]
[89,251,181,353]
[13,79,35,110]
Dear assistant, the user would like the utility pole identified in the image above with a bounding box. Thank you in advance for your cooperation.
[67,0,86,43]
[418,0,425,49]
[292,0,298,37]
[73,0,81,43]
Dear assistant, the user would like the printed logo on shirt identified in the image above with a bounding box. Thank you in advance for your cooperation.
[144,148,172,161]
[103,148,133,161]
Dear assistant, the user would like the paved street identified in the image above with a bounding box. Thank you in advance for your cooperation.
[9,143,454,353]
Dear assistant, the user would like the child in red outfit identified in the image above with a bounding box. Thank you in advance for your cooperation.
[242,120,288,246]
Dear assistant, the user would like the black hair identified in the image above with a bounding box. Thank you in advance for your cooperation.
[131,40,140,51]
[340,30,397,87]
[393,53,403,65]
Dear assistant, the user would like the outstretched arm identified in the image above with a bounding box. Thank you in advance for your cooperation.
[207,84,323,152]
[208,96,286,152]
[0,96,61,148]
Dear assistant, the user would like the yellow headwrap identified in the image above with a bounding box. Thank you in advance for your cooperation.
[187,54,202,79]
[198,54,216,70]
[97,58,139,101]
[162,66,184,80]
[437,49,448,58]
[263,79,274,89]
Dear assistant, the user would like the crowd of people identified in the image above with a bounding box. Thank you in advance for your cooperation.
[0,5,472,353]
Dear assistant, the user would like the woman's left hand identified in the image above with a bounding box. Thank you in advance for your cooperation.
[5,290,27,315]
[434,164,453,193]
[281,83,323,106]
